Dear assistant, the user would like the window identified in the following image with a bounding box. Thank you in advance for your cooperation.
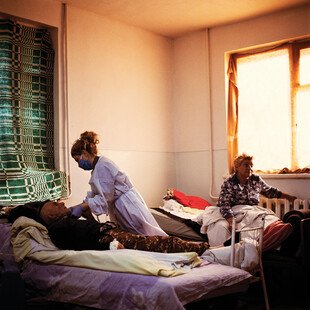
[0,19,68,205]
[227,39,310,174]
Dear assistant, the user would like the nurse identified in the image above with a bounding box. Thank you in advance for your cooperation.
[70,131,167,236]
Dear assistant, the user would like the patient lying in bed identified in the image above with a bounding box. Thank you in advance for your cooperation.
[4,200,260,276]
[7,200,210,256]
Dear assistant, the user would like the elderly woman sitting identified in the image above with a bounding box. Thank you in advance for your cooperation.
[213,153,297,252]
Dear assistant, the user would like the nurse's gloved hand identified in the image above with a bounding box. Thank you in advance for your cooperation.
[69,204,84,218]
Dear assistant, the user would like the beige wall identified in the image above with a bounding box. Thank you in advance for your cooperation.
[66,6,175,206]
[173,30,213,199]
[1,0,310,208]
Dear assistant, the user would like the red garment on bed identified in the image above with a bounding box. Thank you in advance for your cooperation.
[171,189,211,210]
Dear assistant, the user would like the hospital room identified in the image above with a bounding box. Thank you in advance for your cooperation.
[0,0,310,309]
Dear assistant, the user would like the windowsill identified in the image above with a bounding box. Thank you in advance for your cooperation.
[223,173,310,180]
[258,173,310,179]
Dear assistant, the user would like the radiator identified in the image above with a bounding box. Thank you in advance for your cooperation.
[258,197,310,219]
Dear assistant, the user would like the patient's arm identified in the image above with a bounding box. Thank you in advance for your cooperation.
[81,205,97,221]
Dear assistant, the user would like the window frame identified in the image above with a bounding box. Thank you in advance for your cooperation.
[227,38,310,175]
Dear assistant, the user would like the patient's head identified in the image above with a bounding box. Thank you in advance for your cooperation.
[40,201,70,225]
[7,200,69,225]
[8,201,47,225]
[233,153,253,172]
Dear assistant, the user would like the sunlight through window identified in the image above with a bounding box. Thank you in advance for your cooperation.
[300,48,310,85]
[296,90,310,167]
[237,50,291,171]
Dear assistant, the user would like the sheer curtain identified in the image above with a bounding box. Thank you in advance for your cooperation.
[0,19,68,205]
[227,55,239,174]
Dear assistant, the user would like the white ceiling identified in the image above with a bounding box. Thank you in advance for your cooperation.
[61,0,309,38]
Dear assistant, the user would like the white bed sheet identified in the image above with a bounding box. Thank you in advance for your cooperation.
[20,258,252,310]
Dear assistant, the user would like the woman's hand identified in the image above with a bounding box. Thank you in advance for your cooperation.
[69,202,96,221]
[281,193,297,204]
[69,204,84,218]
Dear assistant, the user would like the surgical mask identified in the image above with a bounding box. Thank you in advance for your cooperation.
[78,158,93,170]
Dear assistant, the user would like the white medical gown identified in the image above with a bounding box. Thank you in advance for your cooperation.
[84,156,167,236]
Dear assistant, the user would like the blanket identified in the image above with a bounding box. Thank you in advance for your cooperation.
[195,205,279,247]
[202,241,259,272]
[161,199,204,220]
[11,216,202,277]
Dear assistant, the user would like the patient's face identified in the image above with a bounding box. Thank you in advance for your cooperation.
[40,201,69,224]
[236,159,253,179]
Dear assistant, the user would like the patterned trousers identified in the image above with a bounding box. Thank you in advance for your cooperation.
[98,222,209,255]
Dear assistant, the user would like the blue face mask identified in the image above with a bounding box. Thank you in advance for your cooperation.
[78,158,93,170]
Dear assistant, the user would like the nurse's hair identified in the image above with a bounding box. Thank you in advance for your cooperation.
[233,153,253,172]
[71,131,99,157]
